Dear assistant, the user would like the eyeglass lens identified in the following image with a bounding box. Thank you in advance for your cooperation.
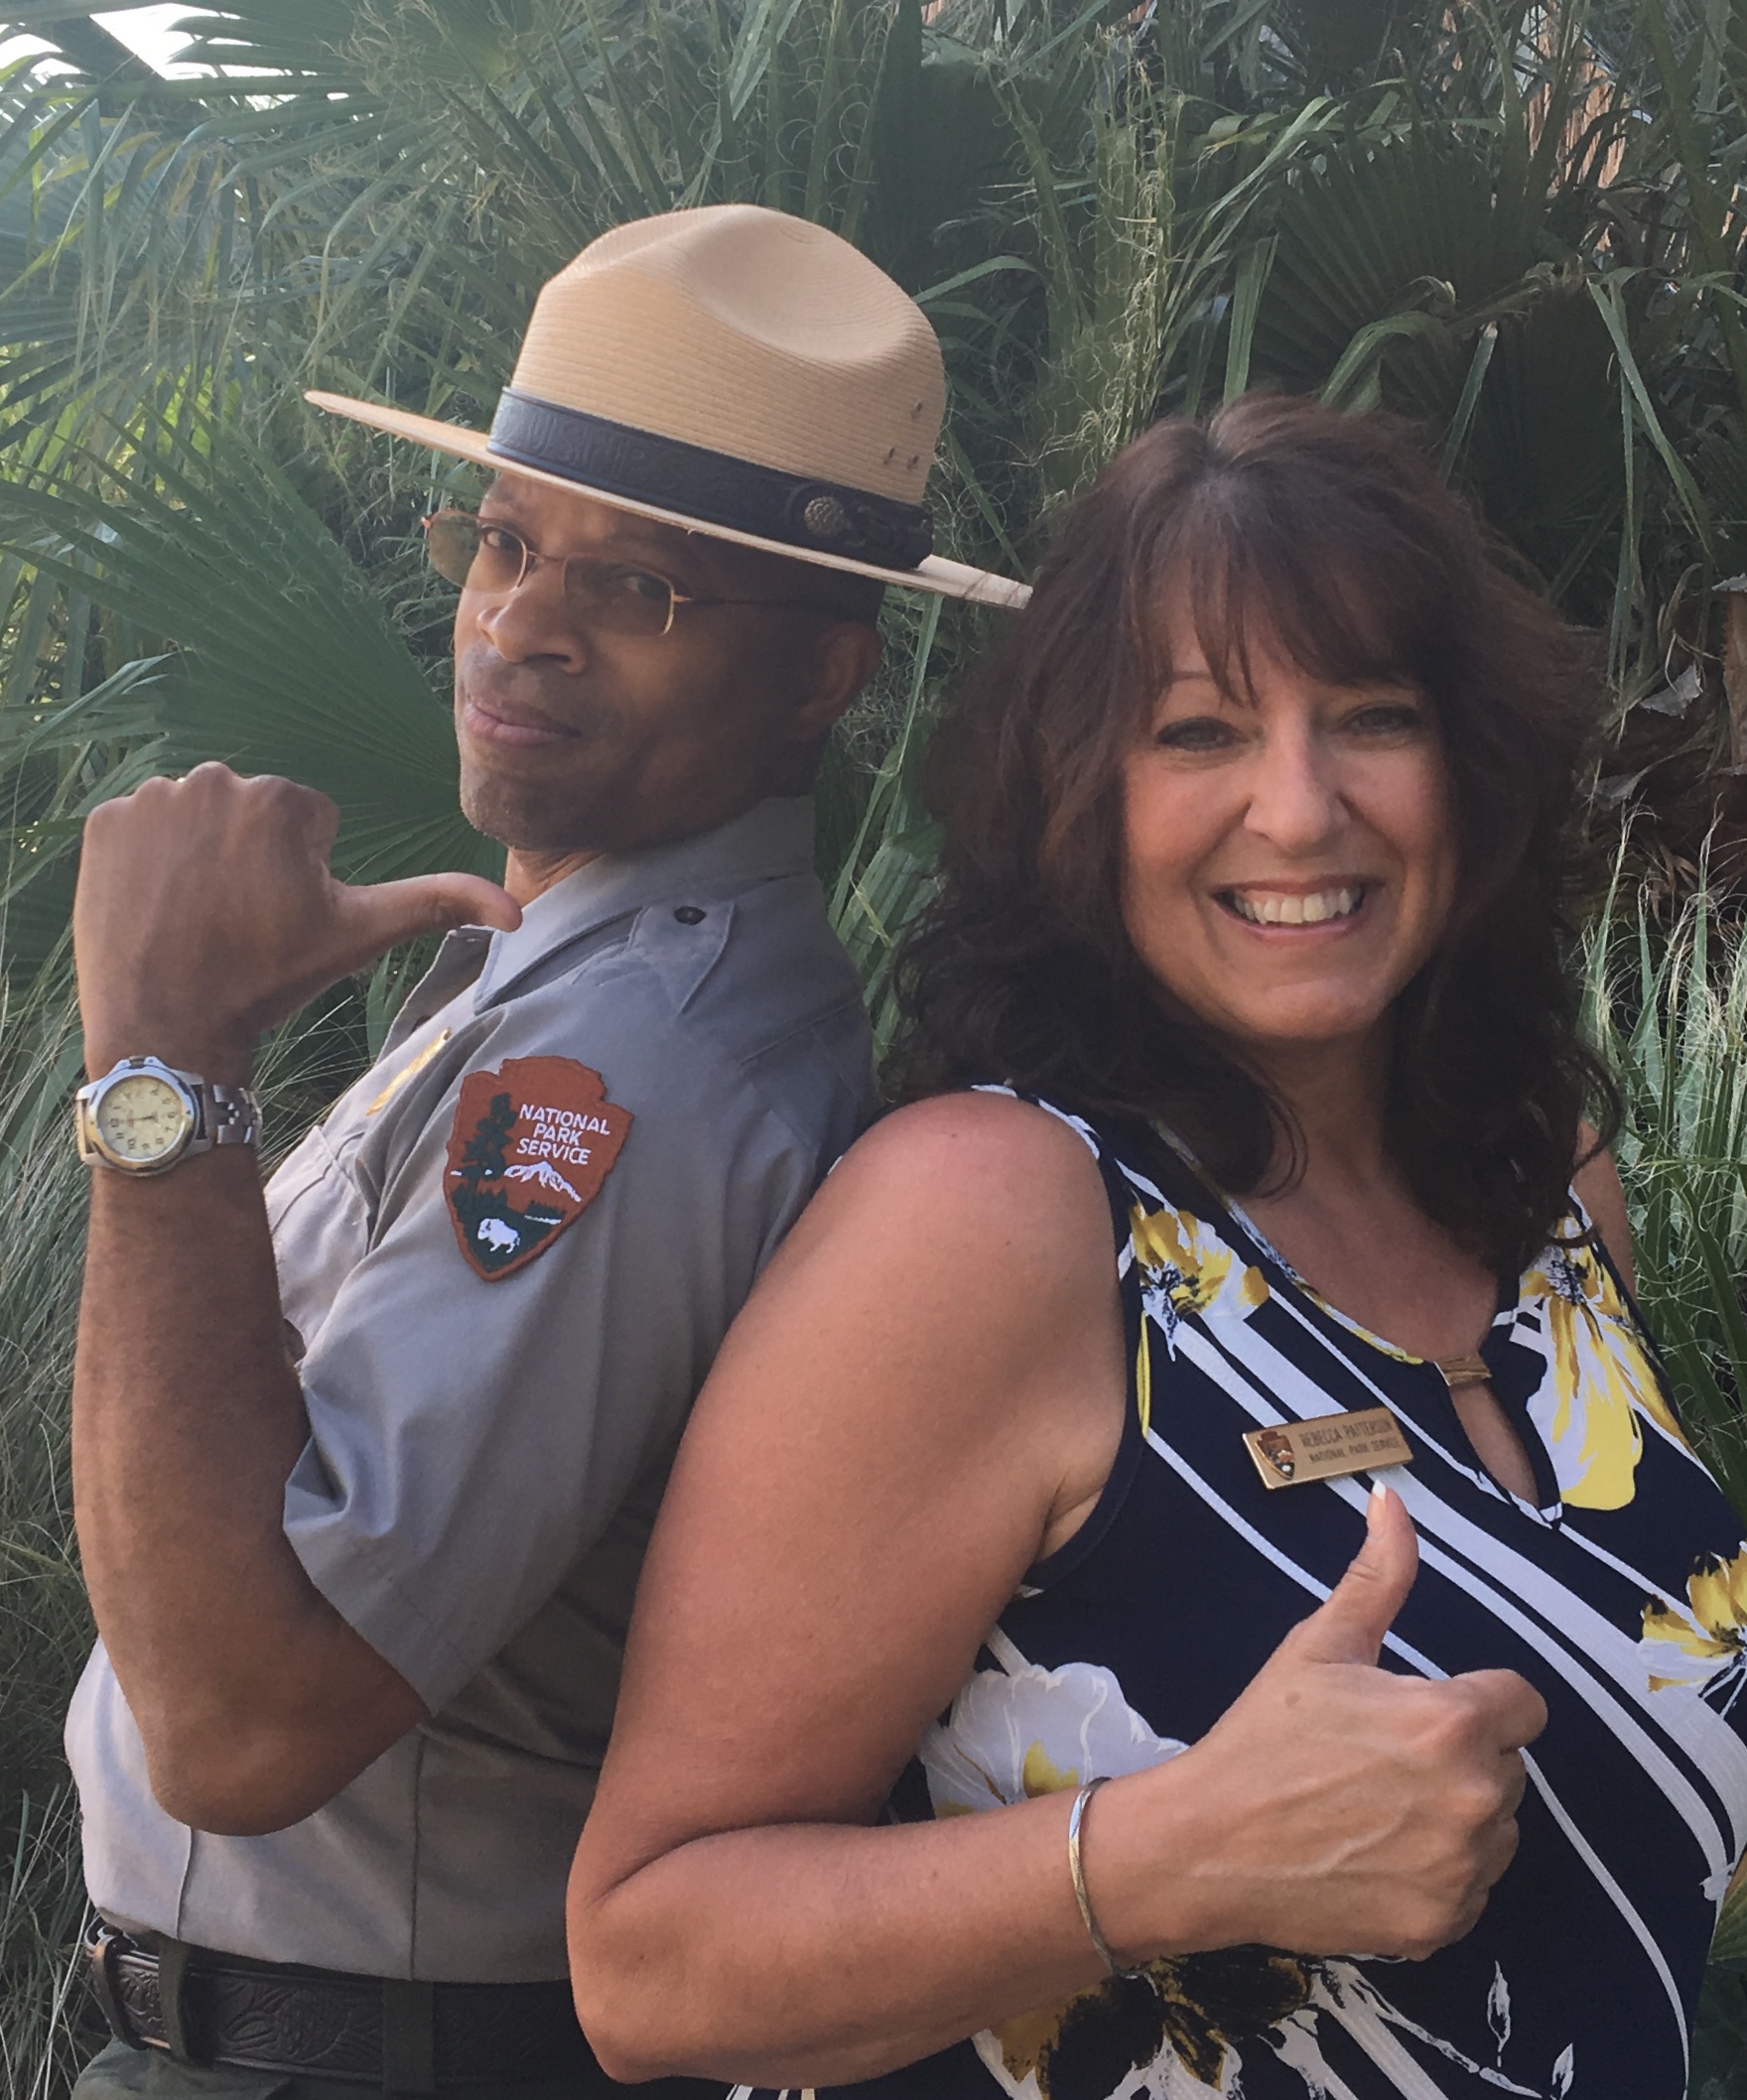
[423,512,677,637]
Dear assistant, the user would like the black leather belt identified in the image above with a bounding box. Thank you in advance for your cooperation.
[84,1921,678,2093]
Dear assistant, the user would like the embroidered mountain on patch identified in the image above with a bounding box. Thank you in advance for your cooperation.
[445,1057,632,1279]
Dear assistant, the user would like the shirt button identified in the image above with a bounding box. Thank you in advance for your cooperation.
[673,905,707,925]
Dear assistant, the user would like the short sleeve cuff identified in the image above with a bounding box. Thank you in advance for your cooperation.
[284,1442,474,1710]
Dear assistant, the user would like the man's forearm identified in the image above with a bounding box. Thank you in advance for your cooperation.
[72,1149,423,1832]
[67,768,505,1830]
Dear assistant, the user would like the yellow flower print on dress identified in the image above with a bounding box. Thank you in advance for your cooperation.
[922,1645,1571,2100]
[1519,1236,1687,1510]
[1640,1543,1747,1712]
[1128,1202,1268,1355]
[921,1650,1188,1820]
[984,1955,1567,2100]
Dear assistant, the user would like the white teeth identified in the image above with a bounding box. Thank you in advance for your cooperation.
[1228,886,1361,926]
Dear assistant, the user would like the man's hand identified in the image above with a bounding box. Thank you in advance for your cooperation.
[1141,1486,1546,1961]
[75,763,520,1080]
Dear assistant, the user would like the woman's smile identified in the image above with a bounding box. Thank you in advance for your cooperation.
[1216,880,1372,930]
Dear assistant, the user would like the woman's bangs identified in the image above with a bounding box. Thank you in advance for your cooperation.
[1161,483,1437,706]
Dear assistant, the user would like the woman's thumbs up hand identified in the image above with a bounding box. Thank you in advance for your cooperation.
[1096,1487,1547,1967]
[1285,1477,1423,1666]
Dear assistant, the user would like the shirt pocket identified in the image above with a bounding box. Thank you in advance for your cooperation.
[268,1121,372,1349]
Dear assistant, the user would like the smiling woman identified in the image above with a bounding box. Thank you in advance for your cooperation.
[565,399,1742,2100]
[890,396,1609,1276]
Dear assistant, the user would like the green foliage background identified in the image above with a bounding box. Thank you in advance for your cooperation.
[8,0,1747,2089]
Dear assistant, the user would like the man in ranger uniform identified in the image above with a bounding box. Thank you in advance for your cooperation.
[65,203,1023,2099]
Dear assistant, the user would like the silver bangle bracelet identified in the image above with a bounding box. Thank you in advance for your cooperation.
[1066,1775,1146,1980]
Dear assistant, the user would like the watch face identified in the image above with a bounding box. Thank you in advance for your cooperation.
[93,1072,193,1165]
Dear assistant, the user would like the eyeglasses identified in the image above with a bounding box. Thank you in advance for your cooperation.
[422,510,830,639]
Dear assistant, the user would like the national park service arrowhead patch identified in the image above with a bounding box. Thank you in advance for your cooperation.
[445,1057,632,1280]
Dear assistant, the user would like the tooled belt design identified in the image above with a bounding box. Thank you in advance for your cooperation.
[87,1922,597,2087]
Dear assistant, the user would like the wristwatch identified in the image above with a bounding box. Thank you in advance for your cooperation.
[73,1055,261,1176]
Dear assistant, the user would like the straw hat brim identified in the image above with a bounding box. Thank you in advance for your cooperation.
[306,391,1030,611]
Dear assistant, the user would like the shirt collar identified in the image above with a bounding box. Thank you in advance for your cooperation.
[471,794,816,1010]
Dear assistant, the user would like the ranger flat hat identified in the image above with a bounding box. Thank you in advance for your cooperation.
[307,203,1027,609]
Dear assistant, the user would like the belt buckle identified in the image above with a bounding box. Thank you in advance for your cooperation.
[86,1922,146,2051]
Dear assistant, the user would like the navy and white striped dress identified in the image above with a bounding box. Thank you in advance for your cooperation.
[823,1096,1747,2100]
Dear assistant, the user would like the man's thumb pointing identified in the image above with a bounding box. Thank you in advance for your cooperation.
[1292,1484,1418,1667]
[336,872,521,975]
[409,872,523,935]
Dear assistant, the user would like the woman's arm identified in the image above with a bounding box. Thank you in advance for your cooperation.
[567,1093,1545,2087]
[1573,1129,1635,1293]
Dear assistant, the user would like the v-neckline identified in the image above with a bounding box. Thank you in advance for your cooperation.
[1145,1121,1564,1517]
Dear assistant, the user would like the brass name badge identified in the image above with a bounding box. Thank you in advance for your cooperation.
[1243,1407,1412,1489]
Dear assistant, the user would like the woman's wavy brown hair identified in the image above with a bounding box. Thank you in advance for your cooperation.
[887,394,1617,1275]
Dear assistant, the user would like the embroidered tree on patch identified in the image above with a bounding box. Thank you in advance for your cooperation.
[444,1060,633,1281]
[457,1092,516,1192]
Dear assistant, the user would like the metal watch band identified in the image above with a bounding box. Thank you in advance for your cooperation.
[73,1056,261,1175]
[200,1079,261,1148]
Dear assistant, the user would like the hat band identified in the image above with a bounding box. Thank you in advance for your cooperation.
[487,390,933,569]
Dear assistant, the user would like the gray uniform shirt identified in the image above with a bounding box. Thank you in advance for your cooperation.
[67,797,874,1981]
